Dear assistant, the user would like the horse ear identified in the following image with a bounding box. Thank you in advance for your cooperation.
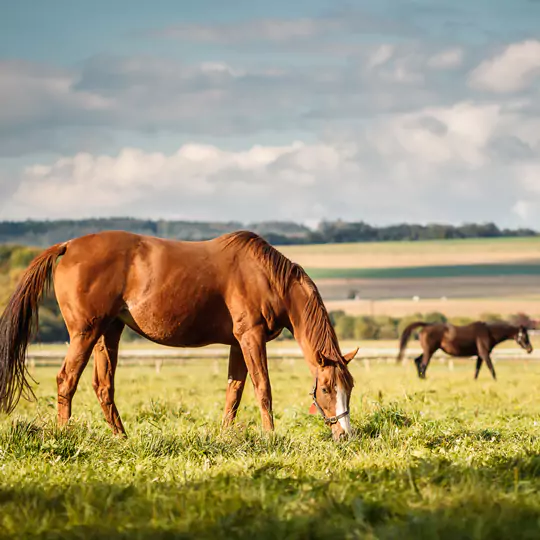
[343,347,359,364]
[316,351,330,367]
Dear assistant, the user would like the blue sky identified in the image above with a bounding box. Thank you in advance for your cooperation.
[1,0,540,226]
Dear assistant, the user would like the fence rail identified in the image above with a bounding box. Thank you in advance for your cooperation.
[25,346,540,369]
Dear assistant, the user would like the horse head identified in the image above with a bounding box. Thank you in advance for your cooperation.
[516,325,533,354]
[309,348,358,440]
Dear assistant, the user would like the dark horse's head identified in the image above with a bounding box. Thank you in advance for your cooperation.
[310,348,358,441]
[515,325,533,354]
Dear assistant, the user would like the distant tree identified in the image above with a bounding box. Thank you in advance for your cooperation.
[329,310,346,326]
[373,316,399,339]
[448,316,475,326]
[354,317,379,340]
[424,311,447,324]
[397,313,425,338]
[480,312,504,324]
[509,312,533,328]
[335,315,356,340]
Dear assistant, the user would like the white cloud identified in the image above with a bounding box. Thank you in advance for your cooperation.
[2,32,540,228]
[0,51,462,157]
[3,97,540,227]
[153,18,340,44]
[512,200,536,220]
[0,60,113,126]
[469,40,540,93]
[517,163,540,193]
[427,48,464,69]
[368,45,394,68]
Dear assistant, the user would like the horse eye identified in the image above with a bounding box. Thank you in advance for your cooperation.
[321,388,329,394]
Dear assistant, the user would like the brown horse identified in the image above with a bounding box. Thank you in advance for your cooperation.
[0,231,358,440]
[397,321,533,380]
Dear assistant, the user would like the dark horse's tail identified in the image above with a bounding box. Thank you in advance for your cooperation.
[0,243,67,413]
[397,321,429,362]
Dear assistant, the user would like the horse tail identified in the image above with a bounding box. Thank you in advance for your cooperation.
[0,242,67,413]
[397,322,429,362]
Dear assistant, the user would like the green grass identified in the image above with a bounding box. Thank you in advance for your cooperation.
[2,359,540,539]
[306,263,540,280]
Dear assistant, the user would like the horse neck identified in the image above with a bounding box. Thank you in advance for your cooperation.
[491,324,518,344]
[284,280,340,375]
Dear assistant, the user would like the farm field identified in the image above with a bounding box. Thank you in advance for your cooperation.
[280,237,540,269]
[279,238,540,314]
[2,358,540,539]
[325,297,540,319]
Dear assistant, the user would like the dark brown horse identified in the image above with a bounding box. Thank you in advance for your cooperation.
[397,321,533,379]
[0,231,358,440]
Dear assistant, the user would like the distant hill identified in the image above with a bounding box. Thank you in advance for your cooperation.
[0,218,536,247]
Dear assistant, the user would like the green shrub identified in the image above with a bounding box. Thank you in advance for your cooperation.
[354,316,379,340]
[424,311,447,324]
[335,315,356,339]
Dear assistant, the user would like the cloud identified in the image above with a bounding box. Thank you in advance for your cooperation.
[469,40,540,93]
[152,18,338,44]
[0,49,467,157]
[148,10,414,45]
[367,45,394,68]
[2,25,540,229]
[0,60,112,124]
[427,48,464,69]
[3,97,540,227]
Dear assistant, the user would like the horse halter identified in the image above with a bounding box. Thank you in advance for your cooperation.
[310,375,349,426]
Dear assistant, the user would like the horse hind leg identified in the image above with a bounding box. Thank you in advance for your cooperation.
[413,354,423,377]
[222,344,248,428]
[418,349,436,379]
[92,319,126,435]
[57,323,104,426]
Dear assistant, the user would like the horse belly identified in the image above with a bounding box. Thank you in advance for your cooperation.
[441,339,477,358]
[122,295,234,347]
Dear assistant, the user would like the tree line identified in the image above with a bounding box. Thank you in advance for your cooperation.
[0,218,536,247]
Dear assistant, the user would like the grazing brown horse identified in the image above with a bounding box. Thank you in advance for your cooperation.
[0,231,358,440]
[397,321,533,380]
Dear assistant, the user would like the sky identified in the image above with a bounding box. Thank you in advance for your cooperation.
[1,0,540,227]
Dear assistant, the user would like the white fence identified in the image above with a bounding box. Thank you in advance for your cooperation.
[25,346,540,369]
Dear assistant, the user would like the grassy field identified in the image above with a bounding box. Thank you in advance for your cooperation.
[2,358,540,539]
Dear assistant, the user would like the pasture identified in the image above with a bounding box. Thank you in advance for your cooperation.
[2,355,540,539]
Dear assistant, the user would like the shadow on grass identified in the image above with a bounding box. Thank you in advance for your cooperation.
[2,473,540,540]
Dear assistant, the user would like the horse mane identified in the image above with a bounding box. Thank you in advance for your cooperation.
[486,322,520,338]
[221,231,354,390]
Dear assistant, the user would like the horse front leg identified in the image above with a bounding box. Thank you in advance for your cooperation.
[474,356,483,380]
[222,344,248,428]
[235,326,274,431]
[478,342,497,380]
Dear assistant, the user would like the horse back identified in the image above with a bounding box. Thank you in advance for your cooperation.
[53,231,286,346]
[440,322,488,357]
